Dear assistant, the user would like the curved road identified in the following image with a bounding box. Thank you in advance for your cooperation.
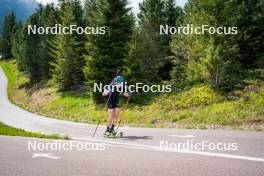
[0,67,264,176]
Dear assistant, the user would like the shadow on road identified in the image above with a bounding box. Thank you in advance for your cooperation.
[120,136,153,141]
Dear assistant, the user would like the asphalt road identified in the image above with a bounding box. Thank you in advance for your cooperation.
[0,67,264,176]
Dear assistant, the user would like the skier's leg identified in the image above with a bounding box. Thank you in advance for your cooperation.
[105,108,114,134]
[110,107,119,133]
[113,107,120,125]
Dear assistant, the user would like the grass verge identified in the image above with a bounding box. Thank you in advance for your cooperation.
[0,122,61,139]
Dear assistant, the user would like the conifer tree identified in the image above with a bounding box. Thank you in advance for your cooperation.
[11,21,26,71]
[0,12,17,60]
[19,4,57,81]
[83,0,133,99]
[137,0,167,82]
[49,0,82,90]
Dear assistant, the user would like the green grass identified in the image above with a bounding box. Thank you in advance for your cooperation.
[1,60,263,130]
[0,60,17,96]
[0,122,61,139]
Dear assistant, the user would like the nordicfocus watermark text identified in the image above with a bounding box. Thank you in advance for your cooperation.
[94,82,172,93]
[28,24,106,35]
[160,140,238,152]
[160,24,238,35]
[28,140,106,151]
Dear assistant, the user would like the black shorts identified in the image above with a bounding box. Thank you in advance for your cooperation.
[108,103,120,109]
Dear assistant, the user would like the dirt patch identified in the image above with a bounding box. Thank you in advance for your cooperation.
[26,88,56,111]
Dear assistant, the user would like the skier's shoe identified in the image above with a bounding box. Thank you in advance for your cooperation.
[103,126,123,138]
[103,128,116,138]
[104,128,111,137]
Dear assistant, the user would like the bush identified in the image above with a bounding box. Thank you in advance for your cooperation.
[174,85,222,109]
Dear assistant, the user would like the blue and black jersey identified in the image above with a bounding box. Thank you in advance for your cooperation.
[107,82,123,109]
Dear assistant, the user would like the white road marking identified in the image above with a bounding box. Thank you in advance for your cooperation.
[168,135,196,138]
[32,153,60,160]
[73,137,264,163]
[108,143,264,162]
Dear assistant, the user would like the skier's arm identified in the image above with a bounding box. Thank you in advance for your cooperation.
[123,92,130,97]
[102,90,109,96]
[123,85,132,98]
[123,87,131,97]
[102,82,114,96]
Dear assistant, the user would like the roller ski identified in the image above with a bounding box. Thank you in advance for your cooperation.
[105,132,123,138]
[103,128,123,138]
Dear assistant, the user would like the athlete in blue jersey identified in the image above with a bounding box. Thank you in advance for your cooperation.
[102,76,130,135]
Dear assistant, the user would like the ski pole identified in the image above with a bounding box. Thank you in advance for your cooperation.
[92,94,111,137]
[116,95,130,133]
